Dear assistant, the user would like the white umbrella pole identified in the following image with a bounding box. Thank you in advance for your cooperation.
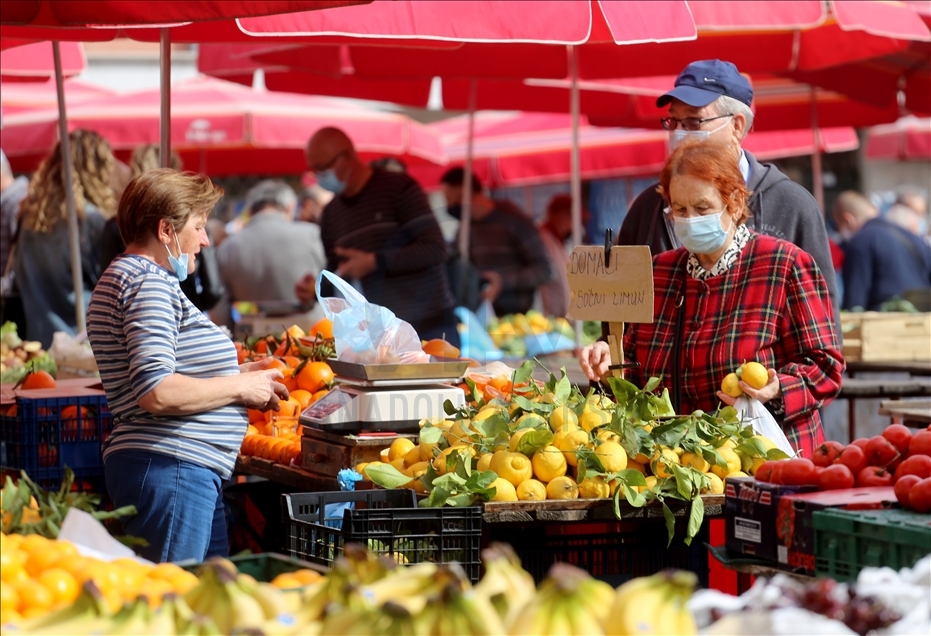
[457,79,478,305]
[160,28,171,168]
[569,45,583,349]
[810,86,824,211]
[53,41,85,333]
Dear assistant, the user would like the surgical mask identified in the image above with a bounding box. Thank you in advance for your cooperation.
[667,118,733,153]
[316,169,346,195]
[673,209,732,254]
[446,204,462,220]
[165,233,190,282]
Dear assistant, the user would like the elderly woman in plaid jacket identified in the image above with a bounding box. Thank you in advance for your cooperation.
[580,140,843,458]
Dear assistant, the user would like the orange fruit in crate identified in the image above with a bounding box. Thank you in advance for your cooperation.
[266,438,291,461]
[240,435,259,456]
[311,389,329,404]
[59,406,90,440]
[36,568,79,607]
[296,362,334,393]
[38,444,59,468]
[290,390,313,409]
[246,424,259,436]
[252,436,274,459]
[276,441,295,465]
[282,356,301,369]
[264,397,301,424]
[248,408,264,424]
[307,318,333,340]
[20,371,57,390]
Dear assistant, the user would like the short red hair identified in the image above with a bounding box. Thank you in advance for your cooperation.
[659,140,752,225]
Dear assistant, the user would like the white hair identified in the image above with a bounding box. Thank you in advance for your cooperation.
[246,180,297,214]
[714,95,754,138]
[886,203,921,234]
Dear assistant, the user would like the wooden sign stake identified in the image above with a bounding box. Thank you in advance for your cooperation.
[607,321,625,378]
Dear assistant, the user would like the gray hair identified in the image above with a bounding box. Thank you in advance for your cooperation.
[0,150,11,181]
[886,203,921,234]
[714,95,754,138]
[246,180,297,215]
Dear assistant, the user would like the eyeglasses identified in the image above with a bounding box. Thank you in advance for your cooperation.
[313,149,346,173]
[660,114,734,132]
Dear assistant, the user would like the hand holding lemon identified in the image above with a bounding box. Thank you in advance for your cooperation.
[717,361,782,405]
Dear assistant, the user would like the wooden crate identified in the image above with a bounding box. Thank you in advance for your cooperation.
[841,312,931,362]
[300,428,416,477]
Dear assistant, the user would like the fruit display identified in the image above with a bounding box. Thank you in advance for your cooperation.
[0,322,55,385]
[755,423,931,512]
[486,311,576,357]
[365,361,789,545]
[2,540,699,635]
[719,361,769,398]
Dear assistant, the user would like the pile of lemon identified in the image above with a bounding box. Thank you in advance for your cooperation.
[0,533,198,626]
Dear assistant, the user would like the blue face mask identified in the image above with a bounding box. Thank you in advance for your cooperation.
[672,209,732,254]
[165,233,190,282]
[316,169,346,195]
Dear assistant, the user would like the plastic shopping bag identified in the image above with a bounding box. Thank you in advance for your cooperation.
[734,396,796,456]
[453,306,503,365]
[49,331,99,379]
[314,270,428,364]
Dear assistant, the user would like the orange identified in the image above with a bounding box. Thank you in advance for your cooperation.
[265,357,288,372]
[489,375,512,393]
[307,318,333,340]
[277,441,297,465]
[422,338,460,359]
[296,361,334,393]
[247,408,265,424]
[282,356,301,369]
[284,324,306,340]
[21,371,57,390]
[246,424,259,436]
[240,434,259,456]
[0,579,19,612]
[18,534,50,555]
[37,568,79,607]
[311,389,329,404]
[136,578,173,609]
[14,579,53,613]
[265,397,302,424]
[290,389,313,409]
[267,439,291,461]
[146,562,185,582]
[25,548,63,578]
[50,555,91,584]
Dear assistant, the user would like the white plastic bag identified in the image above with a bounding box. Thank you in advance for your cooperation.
[734,396,796,456]
[314,270,427,364]
[49,331,99,379]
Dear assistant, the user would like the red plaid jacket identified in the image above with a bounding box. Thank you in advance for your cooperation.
[624,232,844,458]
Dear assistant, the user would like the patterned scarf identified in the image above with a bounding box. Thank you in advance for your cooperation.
[686,224,751,280]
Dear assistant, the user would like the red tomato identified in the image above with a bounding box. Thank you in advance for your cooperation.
[781,458,818,486]
[894,454,931,481]
[909,431,931,457]
[856,466,894,488]
[895,474,921,507]
[755,461,776,483]
[908,477,931,513]
[882,424,913,455]
[851,438,870,451]
[838,445,867,475]
[819,464,855,491]
[812,441,845,468]
[769,462,785,485]
[866,435,901,469]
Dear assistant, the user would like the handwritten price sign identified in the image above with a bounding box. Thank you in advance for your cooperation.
[566,246,654,323]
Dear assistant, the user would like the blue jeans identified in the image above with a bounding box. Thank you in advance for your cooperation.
[104,449,229,563]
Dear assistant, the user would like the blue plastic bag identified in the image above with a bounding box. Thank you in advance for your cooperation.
[323,469,364,530]
[314,270,426,364]
[454,306,503,365]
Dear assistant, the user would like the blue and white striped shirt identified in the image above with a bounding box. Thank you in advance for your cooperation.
[87,254,247,478]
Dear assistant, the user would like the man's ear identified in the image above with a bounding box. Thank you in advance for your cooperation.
[731,112,748,142]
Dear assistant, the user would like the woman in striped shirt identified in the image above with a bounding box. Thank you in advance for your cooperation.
[87,169,289,563]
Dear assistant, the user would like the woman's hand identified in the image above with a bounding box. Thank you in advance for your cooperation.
[578,341,612,382]
[240,368,289,411]
[716,368,782,405]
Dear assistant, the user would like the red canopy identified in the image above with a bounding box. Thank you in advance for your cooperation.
[865,116,931,161]
[407,112,860,189]
[0,76,113,115]
[0,76,447,176]
[0,40,84,80]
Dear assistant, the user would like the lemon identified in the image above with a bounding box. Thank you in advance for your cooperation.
[404,461,430,477]
[403,445,422,468]
[495,452,533,487]
[476,453,494,472]
[740,361,769,390]
[490,478,518,502]
[586,394,614,409]
[578,476,611,499]
[531,446,567,483]
[749,457,767,475]
[549,405,579,432]
[379,448,390,462]
[701,472,725,495]
[594,441,628,473]
[545,476,580,500]
[720,373,743,398]
[473,406,504,422]
[579,406,611,432]
[751,435,776,451]
[355,461,369,476]
[419,440,439,462]
[433,445,475,475]
[515,412,547,430]
[710,447,742,479]
[556,429,591,467]
[596,428,621,444]
[680,451,710,473]
[389,457,407,472]
[721,438,738,449]
[445,419,477,446]
[650,448,680,478]
[388,437,416,462]
[726,470,749,479]
[635,475,659,493]
[508,428,534,453]
[516,479,547,501]
[360,461,384,481]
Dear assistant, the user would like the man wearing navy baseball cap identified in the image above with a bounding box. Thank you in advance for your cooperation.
[616,59,838,322]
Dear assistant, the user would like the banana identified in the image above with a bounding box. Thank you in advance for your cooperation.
[106,597,155,635]
[236,574,292,621]
[19,580,110,633]
[221,570,269,633]
[605,570,698,636]
[159,593,196,635]
[358,561,438,607]
[475,543,536,627]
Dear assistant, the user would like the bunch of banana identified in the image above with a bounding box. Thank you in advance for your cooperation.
[473,543,536,627]
[17,581,111,635]
[409,565,505,636]
[605,570,698,635]
[183,558,295,635]
[508,562,615,635]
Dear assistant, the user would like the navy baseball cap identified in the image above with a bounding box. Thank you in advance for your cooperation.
[656,60,753,108]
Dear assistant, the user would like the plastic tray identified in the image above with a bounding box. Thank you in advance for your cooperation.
[283,489,482,582]
[814,507,931,581]
[0,394,112,492]
[327,358,469,382]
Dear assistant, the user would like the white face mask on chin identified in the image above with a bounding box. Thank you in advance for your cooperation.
[667,118,733,154]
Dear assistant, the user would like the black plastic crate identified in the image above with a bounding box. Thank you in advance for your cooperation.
[179,552,327,582]
[485,519,710,586]
[283,490,482,582]
[0,394,112,492]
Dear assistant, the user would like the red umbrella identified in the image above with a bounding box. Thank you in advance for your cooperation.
[0,76,112,115]
[865,116,931,161]
[0,40,84,80]
[0,76,447,176]
[407,112,860,189]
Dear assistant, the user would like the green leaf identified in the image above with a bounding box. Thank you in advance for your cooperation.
[686,496,704,546]
[643,376,661,393]
[701,446,727,469]
[454,454,472,481]
[443,399,458,416]
[606,377,638,403]
[623,484,647,508]
[474,412,510,440]
[620,425,641,461]
[554,373,571,403]
[662,502,676,547]
[432,473,467,490]
[446,493,475,507]
[576,460,587,483]
[670,464,695,500]
[366,463,414,489]
[516,428,554,456]
[513,360,535,386]
[421,464,439,491]
[420,425,444,445]
[766,448,791,460]
[422,486,450,507]
[465,377,484,406]
[512,395,537,413]
[718,405,739,422]
[467,470,498,490]
[613,469,647,488]
[659,388,676,415]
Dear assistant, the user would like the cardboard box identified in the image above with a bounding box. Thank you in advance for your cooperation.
[841,311,931,362]
[724,476,817,562]
[775,487,897,576]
